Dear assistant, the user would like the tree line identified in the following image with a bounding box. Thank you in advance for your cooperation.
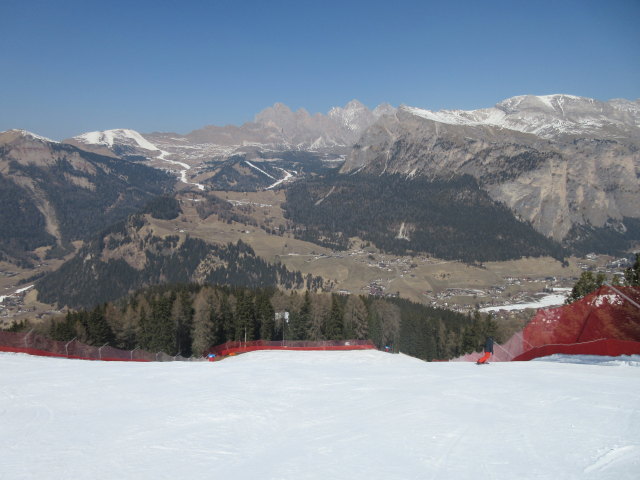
[37,283,511,362]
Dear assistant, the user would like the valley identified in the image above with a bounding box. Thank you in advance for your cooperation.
[172,190,621,309]
[1,188,620,329]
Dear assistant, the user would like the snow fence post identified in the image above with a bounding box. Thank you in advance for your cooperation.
[493,341,515,361]
[24,329,34,349]
[130,346,139,361]
[98,343,108,360]
[65,337,77,357]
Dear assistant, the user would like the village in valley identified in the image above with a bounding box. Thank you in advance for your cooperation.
[1,188,634,328]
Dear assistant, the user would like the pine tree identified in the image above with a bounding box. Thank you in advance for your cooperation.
[289,291,311,340]
[324,295,344,340]
[50,312,78,341]
[149,294,176,354]
[220,293,235,342]
[624,253,640,286]
[375,300,400,351]
[114,304,140,350]
[256,292,276,340]
[309,293,331,341]
[344,295,368,340]
[172,290,194,356]
[191,289,214,357]
[86,306,115,346]
[567,271,607,303]
[235,290,258,341]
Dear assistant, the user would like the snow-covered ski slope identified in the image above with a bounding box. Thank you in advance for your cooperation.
[1,350,639,479]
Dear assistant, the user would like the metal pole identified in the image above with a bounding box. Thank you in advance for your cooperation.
[493,341,514,360]
[24,328,34,348]
[65,337,77,357]
[130,346,139,360]
[606,283,640,310]
[98,342,108,360]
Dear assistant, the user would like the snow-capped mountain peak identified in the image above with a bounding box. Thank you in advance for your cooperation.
[1,129,58,144]
[402,94,640,139]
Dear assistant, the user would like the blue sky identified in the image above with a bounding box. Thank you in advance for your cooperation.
[1,0,638,140]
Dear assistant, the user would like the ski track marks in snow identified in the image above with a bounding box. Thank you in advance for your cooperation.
[1,351,639,479]
[584,445,640,476]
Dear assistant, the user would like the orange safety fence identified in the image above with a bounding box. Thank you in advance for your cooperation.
[209,339,376,357]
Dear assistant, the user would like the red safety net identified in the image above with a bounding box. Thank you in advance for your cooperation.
[453,286,640,362]
[522,285,640,347]
[0,330,196,362]
[209,339,376,357]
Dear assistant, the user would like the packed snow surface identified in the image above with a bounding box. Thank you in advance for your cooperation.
[1,350,639,479]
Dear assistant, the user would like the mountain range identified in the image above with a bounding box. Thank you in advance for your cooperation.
[3,94,639,268]
[65,94,640,248]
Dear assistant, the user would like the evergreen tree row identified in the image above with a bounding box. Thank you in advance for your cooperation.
[43,284,506,361]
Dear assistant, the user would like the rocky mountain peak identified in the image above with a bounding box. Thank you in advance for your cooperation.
[343,94,640,246]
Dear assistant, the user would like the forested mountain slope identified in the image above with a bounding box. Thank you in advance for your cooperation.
[0,130,174,265]
[283,174,566,263]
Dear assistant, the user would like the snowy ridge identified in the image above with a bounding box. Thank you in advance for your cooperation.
[3,129,58,143]
[402,94,640,138]
[75,128,160,151]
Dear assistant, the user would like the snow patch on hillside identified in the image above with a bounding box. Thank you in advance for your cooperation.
[480,292,569,312]
[245,160,275,180]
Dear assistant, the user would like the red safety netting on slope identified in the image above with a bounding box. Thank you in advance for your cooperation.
[522,285,640,347]
[453,285,640,362]
[209,339,375,357]
[0,330,198,362]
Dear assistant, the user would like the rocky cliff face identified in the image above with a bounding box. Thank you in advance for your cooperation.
[342,96,640,244]
[71,100,396,163]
